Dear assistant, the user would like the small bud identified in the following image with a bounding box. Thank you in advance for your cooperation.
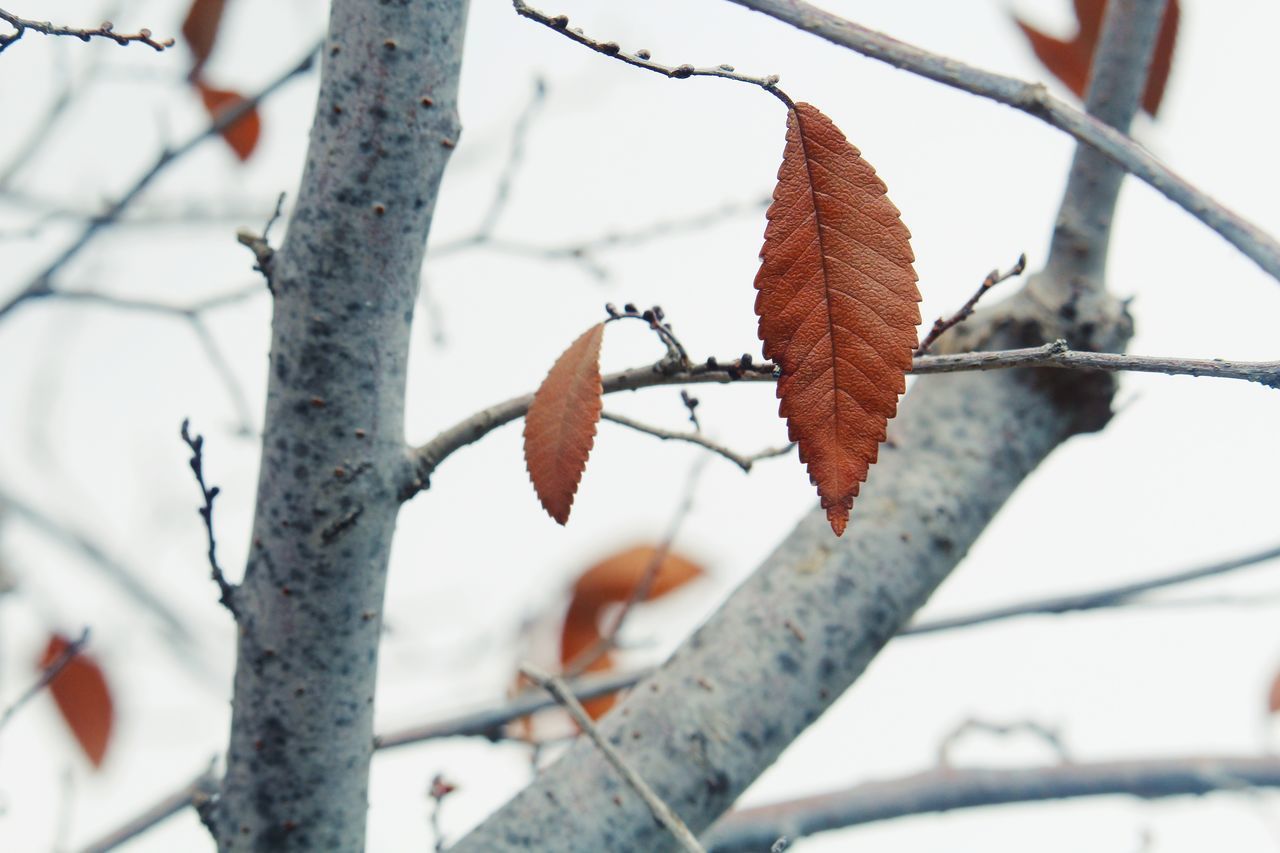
[652,305,665,321]
[550,14,569,28]
[706,357,718,368]
[641,309,655,324]
[636,49,651,60]
[718,64,734,72]
[600,42,620,55]
[672,64,695,79]
[605,303,620,318]
[623,303,638,314]
[740,354,753,367]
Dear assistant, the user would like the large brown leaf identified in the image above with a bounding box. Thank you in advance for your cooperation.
[755,102,920,536]
[39,634,113,769]
[524,323,605,524]
[1015,0,1180,117]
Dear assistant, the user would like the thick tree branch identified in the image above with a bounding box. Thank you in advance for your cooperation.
[405,342,1279,497]
[702,755,1280,851]
[725,0,1280,284]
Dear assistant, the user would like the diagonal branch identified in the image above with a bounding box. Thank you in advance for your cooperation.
[725,0,1280,284]
[0,41,319,323]
[0,9,173,53]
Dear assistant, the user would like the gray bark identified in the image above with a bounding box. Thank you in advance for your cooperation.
[209,1,468,849]
[452,2,1163,850]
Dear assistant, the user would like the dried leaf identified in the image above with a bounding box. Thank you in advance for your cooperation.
[523,323,605,525]
[38,634,113,768]
[755,102,920,536]
[181,0,226,78]
[1269,669,1280,716]
[1015,0,1179,116]
[195,81,261,162]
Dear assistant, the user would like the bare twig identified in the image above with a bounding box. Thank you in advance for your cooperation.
[76,765,218,853]
[702,755,1280,852]
[0,41,319,323]
[179,420,238,616]
[236,193,286,292]
[905,540,1280,636]
[563,458,708,678]
[403,341,1280,497]
[0,627,89,732]
[725,0,1280,283]
[602,411,793,473]
[519,663,706,853]
[0,488,197,653]
[513,0,791,108]
[0,9,173,53]
[475,77,546,238]
[915,254,1026,355]
[937,718,1071,767]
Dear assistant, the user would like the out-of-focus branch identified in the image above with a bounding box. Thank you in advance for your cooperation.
[0,9,173,53]
[725,0,1280,284]
[0,627,89,731]
[76,765,218,853]
[404,341,1280,497]
[0,41,319,323]
[702,755,1280,852]
[905,539,1280,636]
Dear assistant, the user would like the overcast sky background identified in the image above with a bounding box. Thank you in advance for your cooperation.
[0,0,1278,850]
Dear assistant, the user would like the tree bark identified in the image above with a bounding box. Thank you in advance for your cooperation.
[209,2,468,849]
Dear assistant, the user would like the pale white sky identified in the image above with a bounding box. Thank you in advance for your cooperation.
[0,1,1278,850]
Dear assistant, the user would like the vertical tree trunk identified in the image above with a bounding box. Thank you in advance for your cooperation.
[210,2,468,849]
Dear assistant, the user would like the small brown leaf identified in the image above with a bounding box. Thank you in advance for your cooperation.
[38,634,113,769]
[181,0,226,78]
[523,323,606,524]
[194,81,261,162]
[1269,669,1280,716]
[1015,0,1180,116]
[755,102,921,536]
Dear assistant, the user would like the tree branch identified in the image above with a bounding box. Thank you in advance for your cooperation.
[904,539,1280,636]
[0,9,173,53]
[0,627,89,731]
[520,664,707,853]
[725,0,1280,284]
[0,41,318,323]
[600,411,794,473]
[405,342,1279,497]
[702,755,1280,851]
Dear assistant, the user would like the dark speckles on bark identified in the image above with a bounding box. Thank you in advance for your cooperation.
[776,652,800,675]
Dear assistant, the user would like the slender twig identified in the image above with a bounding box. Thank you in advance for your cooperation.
[519,663,706,853]
[563,458,708,678]
[179,420,238,616]
[905,540,1280,636]
[0,627,89,732]
[0,488,196,652]
[236,193,286,292]
[76,765,218,853]
[0,9,173,53]
[725,0,1280,283]
[475,77,547,237]
[403,341,1280,497]
[0,41,319,323]
[601,411,793,473]
[702,755,1280,852]
[605,303,691,369]
[937,717,1071,767]
[513,0,791,108]
[376,667,655,749]
[915,254,1026,355]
